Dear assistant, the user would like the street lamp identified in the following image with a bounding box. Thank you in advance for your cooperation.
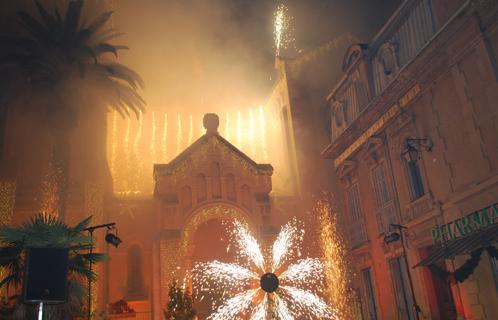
[84,222,122,320]
[401,138,433,162]
[384,223,421,320]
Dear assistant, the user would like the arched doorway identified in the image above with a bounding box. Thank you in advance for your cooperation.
[182,204,255,318]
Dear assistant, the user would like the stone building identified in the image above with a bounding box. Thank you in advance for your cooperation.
[322,0,498,319]
[149,114,277,318]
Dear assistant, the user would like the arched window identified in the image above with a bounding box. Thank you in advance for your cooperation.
[197,173,207,202]
[126,245,147,300]
[212,163,222,199]
[226,174,236,201]
[181,186,192,213]
[241,184,252,210]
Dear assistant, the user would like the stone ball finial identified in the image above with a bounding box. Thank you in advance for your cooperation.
[203,113,219,134]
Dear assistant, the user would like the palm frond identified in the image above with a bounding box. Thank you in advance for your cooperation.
[0,246,23,266]
[75,28,92,44]
[109,80,145,118]
[68,259,97,281]
[80,253,108,263]
[0,36,38,53]
[34,0,57,30]
[0,274,19,289]
[65,0,83,36]
[17,12,52,43]
[95,30,126,43]
[75,45,97,64]
[68,243,92,251]
[72,216,93,233]
[0,226,27,244]
[105,63,144,89]
[94,43,128,58]
[86,11,113,33]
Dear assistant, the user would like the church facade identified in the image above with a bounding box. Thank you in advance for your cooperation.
[102,113,283,319]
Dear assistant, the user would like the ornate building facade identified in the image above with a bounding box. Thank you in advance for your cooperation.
[151,114,277,318]
[100,113,286,319]
[322,0,498,319]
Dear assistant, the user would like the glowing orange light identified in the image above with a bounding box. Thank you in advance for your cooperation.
[176,114,182,156]
[162,113,168,162]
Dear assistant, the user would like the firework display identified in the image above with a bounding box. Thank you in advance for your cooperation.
[274,3,295,56]
[192,219,337,319]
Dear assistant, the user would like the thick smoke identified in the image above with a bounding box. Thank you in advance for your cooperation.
[113,0,400,114]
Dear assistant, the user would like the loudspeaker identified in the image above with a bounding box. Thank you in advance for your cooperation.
[23,247,69,304]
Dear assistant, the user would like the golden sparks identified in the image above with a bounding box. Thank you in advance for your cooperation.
[274,3,295,56]
[316,196,358,319]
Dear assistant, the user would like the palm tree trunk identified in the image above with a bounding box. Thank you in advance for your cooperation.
[41,137,70,220]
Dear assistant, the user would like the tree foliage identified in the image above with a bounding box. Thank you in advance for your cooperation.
[0,0,146,218]
[0,214,107,319]
[0,0,145,124]
[164,281,197,320]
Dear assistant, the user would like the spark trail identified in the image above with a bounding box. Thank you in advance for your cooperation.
[192,219,336,319]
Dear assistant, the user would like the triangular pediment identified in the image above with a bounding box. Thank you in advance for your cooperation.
[154,133,273,180]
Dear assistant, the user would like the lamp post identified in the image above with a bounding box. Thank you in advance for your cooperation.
[384,223,421,320]
[84,222,122,320]
[401,138,433,162]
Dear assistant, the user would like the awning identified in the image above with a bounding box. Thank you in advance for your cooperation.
[414,223,498,267]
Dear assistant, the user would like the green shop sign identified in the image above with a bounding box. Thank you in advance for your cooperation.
[431,203,498,245]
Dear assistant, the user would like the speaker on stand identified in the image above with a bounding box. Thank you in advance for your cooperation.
[23,247,69,319]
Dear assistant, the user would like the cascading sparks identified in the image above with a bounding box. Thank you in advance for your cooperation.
[249,108,255,157]
[316,197,358,319]
[274,3,295,56]
[107,107,293,198]
[151,111,157,163]
[192,219,337,320]
[189,114,193,145]
[124,117,131,191]
[259,105,268,162]
[237,110,242,148]
[110,111,117,176]
[176,114,182,156]
[162,113,168,162]
[225,112,230,141]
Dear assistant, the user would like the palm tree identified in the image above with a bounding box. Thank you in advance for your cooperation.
[0,0,145,218]
[0,214,106,319]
